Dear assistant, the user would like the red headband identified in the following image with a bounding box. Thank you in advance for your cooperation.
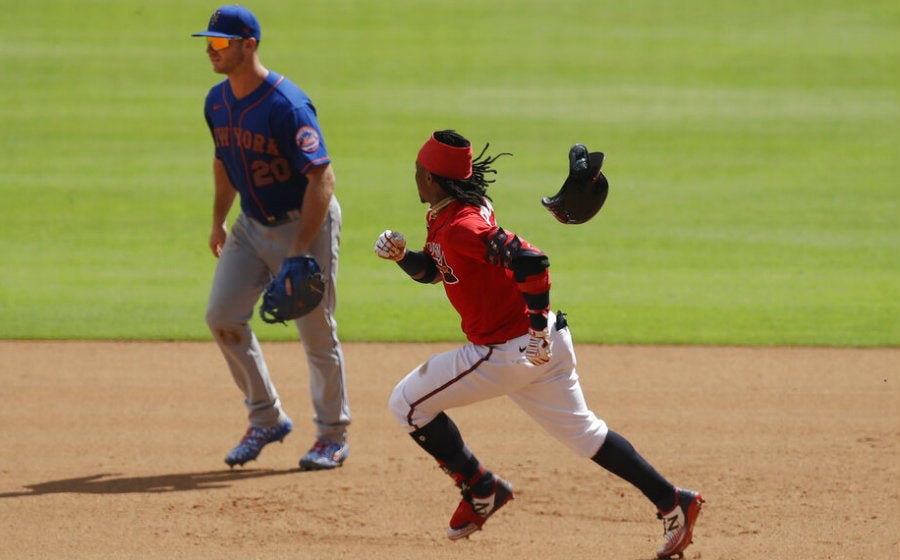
[417,134,473,180]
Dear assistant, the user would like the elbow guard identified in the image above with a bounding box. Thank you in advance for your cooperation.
[510,250,549,283]
[485,227,550,283]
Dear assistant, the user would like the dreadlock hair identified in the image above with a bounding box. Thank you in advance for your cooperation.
[431,130,512,207]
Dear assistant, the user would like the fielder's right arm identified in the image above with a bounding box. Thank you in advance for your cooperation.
[210,158,237,258]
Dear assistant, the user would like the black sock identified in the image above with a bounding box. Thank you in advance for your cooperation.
[592,430,676,511]
[410,412,486,488]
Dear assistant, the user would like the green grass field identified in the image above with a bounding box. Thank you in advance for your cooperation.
[1,1,897,346]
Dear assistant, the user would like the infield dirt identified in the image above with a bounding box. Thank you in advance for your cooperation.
[1,341,898,559]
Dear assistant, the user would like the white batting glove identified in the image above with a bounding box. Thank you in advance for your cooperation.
[374,229,407,261]
[525,328,552,365]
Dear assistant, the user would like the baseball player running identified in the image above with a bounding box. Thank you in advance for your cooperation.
[374,130,703,558]
[193,6,350,470]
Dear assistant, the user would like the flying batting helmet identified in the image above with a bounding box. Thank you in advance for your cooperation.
[542,144,609,225]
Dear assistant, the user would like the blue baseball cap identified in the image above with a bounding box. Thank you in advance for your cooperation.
[192,5,261,41]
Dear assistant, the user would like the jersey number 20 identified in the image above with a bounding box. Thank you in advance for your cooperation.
[252,158,291,187]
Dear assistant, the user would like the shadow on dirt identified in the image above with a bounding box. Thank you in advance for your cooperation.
[0,469,299,497]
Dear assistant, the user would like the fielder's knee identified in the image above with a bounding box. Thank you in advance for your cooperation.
[205,307,245,346]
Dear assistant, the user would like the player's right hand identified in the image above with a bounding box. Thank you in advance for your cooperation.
[209,224,227,258]
[525,328,552,365]
[374,229,407,261]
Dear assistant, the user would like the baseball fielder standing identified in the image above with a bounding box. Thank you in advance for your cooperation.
[193,5,350,470]
[374,130,703,558]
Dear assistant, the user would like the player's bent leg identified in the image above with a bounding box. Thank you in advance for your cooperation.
[389,344,520,539]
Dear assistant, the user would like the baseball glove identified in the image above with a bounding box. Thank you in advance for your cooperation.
[259,256,325,324]
[541,143,609,224]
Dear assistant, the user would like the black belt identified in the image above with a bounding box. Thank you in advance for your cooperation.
[256,209,301,227]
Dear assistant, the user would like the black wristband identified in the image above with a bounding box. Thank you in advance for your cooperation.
[524,291,550,330]
[398,251,439,283]
[523,291,550,312]
[528,311,549,331]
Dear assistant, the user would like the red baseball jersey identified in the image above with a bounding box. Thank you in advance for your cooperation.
[424,199,545,345]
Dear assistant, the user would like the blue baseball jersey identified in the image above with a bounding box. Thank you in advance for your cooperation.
[203,71,330,224]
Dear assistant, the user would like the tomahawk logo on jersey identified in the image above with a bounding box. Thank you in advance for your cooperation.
[426,242,459,284]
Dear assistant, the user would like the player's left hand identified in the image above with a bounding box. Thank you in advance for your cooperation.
[259,255,325,324]
[525,328,552,365]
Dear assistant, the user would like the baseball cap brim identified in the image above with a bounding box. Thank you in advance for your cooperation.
[192,30,244,38]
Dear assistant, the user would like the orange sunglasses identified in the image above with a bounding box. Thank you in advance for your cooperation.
[206,36,243,51]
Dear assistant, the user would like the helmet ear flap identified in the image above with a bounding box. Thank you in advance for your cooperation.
[542,146,609,225]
